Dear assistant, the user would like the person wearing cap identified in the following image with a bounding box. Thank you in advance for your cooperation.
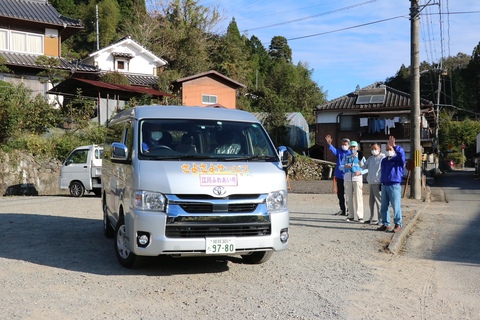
[340,140,368,222]
[325,135,351,216]
[377,136,405,233]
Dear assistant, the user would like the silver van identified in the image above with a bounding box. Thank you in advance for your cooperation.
[102,106,295,268]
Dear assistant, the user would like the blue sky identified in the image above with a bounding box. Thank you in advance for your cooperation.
[199,0,480,100]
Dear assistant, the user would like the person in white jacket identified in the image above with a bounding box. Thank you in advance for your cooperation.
[339,141,368,222]
[364,143,385,225]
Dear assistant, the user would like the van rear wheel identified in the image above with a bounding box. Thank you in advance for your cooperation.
[241,251,273,264]
[69,181,84,197]
[114,217,142,268]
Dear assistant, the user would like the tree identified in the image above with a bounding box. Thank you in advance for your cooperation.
[0,81,60,142]
[70,0,121,56]
[246,35,271,90]
[49,0,77,17]
[439,111,480,165]
[35,56,70,87]
[101,71,130,85]
[120,3,160,48]
[293,62,326,124]
[117,0,146,33]
[268,36,292,63]
[147,0,220,76]
[208,18,250,91]
[385,64,410,93]
[0,56,11,73]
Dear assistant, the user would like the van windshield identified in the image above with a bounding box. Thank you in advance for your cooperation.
[139,119,279,161]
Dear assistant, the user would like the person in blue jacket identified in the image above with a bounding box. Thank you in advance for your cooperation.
[325,135,351,216]
[377,136,406,233]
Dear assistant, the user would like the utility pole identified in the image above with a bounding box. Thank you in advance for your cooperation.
[434,70,441,170]
[96,5,100,51]
[410,0,422,200]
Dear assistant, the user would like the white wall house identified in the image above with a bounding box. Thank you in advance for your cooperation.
[70,36,169,124]
[82,36,167,78]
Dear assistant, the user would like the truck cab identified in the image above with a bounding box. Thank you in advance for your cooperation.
[60,145,103,197]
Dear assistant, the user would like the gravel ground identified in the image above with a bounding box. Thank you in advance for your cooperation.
[0,182,447,320]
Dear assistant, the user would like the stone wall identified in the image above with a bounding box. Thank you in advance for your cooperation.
[0,150,67,196]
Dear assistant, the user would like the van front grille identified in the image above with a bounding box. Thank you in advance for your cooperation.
[179,203,258,213]
[165,223,271,238]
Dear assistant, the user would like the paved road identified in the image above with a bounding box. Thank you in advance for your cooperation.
[401,169,480,318]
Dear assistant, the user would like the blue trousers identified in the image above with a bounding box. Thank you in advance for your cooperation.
[380,184,402,227]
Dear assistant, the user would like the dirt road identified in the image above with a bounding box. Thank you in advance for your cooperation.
[0,190,477,319]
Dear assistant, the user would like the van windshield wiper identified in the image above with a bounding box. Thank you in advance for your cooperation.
[148,155,215,160]
[221,155,278,162]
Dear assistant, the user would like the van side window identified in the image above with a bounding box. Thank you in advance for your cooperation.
[125,122,134,159]
[105,122,126,158]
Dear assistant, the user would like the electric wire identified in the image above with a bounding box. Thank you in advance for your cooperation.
[241,0,379,33]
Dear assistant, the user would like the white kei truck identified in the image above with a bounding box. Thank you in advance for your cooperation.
[102,105,295,268]
[59,145,103,197]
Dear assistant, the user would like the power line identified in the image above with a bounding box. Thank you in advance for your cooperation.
[282,9,479,44]
[241,0,379,33]
[285,15,406,42]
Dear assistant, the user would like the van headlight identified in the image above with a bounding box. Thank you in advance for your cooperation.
[266,190,287,212]
[133,191,166,211]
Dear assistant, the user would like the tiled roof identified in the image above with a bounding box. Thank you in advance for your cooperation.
[0,51,98,72]
[97,72,159,86]
[173,70,246,89]
[316,82,433,112]
[0,0,82,28]
[48,77,173,100]
[124,74,158,86]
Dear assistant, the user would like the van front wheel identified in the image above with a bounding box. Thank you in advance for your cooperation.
[69,181,84,197]
[241,251,273,264]
[114,217,142,268]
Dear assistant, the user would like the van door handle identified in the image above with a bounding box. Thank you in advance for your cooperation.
[83,166,88,168]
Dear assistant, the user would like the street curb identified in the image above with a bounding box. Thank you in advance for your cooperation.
[387,186,431,254]
[387,209,422,254]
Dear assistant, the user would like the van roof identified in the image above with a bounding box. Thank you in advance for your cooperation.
[109,105,260,124]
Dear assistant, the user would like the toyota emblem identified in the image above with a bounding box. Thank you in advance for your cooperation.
[213,186,226,196]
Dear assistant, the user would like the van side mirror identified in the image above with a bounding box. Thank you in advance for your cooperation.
[278,146,296,173]
[111,142,129,162]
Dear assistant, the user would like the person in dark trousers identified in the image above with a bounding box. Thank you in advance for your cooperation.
[377,136,406,233]
[325,135,351,216]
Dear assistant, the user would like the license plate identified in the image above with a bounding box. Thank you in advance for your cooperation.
[206,238,236,254]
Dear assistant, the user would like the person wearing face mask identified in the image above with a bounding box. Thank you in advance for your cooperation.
[325,135,351,216]
[142,122,164,153]
[364,143,385,225]
[340,141,368,222]
[377,136,406,233]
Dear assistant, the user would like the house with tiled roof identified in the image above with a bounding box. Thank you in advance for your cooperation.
[82,35,167,87]
[314,83,437,162]
[172,70,246,109]
[0,0,93,98]
[48,35,171,123]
